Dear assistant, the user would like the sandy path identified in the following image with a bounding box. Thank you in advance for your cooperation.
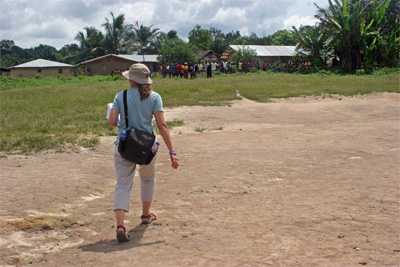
[0,93,399,266]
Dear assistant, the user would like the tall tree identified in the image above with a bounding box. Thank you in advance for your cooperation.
[382,0,400,66]
[0,40,15,51]
[57,43,81,64]
[225,31,242,44]
[188,25,213,50]
[75,27,105,60]
[361,0,399,70]
[132,22,160,55]
[167,30,179,39]
[26,44,58,60]
[231,47,257,72]
[316,0,398,72]
[159,38,196,64]
[0,40,16,67]
[270,30,297,45]
[208,27,225,55]
[316,0,365,72]
[293,25,330,67]
[102,12,126,54]
[153,30,183,54]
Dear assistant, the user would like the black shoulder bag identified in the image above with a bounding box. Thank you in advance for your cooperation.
[117,90,156,165]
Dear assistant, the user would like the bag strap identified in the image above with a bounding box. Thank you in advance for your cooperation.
[123,90,129,129]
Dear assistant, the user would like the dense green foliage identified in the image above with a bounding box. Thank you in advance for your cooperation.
[294,0,399,72]
[159,38,197,64]
[231,48,257,67]
[0,71,398,153]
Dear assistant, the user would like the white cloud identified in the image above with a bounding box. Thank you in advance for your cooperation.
[283,15,318,29]
[211,8,247,26]
[0,0,328,49]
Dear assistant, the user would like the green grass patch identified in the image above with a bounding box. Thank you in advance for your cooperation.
[0,71,398,153]
[230,71,399,102]
[167,119,184,128]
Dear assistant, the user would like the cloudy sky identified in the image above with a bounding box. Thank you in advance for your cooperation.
[0,0,327,49]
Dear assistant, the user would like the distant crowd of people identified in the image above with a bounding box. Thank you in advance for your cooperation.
[159,61,237,79]
[157,59,313,78]
[160,63,198,79]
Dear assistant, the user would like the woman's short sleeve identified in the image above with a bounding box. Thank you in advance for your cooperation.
[153,93,164,113]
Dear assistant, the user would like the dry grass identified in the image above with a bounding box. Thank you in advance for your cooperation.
[1,216,79,233]
[0,71,398,153]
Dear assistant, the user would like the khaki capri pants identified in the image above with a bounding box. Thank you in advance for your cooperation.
[113,147,156,212]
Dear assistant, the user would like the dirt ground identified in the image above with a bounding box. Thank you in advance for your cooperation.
[0,93,399,267]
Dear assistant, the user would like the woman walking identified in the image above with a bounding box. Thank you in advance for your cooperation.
[108,63,179,243]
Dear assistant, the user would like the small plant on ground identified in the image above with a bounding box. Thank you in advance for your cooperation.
[195,127,207,133]
[166,119,184,128]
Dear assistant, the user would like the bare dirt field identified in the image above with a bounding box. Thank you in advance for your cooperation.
[0,93,399,267]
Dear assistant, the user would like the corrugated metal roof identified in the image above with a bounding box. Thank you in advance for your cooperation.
[10,59,73,68]
[229,45,297,57]
[78,54,159,65]
[117,54,159,62]
[78,54,112,65]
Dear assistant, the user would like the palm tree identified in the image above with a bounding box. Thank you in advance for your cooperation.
[102,12,126,54]
[315,0,365,72]
[132,22,160,59]
[75,27,105,60]
[75,31,87,50]
[360,0,396,70]
[293,25,329,67]
[0,40,15,67]
[316,0,395,72]
[381,0,400,67]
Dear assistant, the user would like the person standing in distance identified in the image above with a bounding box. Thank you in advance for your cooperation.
[206,62,212,78]
[108,63,179,243]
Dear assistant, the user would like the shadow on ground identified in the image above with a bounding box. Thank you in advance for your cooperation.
[79,224,165,253]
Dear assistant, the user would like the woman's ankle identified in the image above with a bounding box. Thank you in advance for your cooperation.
[142,211,150,216]
[142,201,152,216]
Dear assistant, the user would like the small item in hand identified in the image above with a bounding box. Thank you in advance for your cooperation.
[152,141,160,154]
[106,103,113,120]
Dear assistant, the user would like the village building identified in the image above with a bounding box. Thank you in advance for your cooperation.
[0,67,10,76]
[224,45,298,65]
[78,54,159,75]
[197,50,219,63]
[8,59,74,77]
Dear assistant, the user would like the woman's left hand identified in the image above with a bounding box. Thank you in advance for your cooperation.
[170,154,179,169]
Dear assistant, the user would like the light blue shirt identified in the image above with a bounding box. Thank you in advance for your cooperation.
[112,87,163,135]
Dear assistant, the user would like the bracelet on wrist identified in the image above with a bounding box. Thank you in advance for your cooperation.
[169,150,177,156]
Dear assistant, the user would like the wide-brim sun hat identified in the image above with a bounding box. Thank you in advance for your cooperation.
[122,63,153,84]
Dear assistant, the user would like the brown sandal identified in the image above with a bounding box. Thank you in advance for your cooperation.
[116,225,130,243]
[141,213,157,225]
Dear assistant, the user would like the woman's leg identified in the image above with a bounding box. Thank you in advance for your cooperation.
[113,149,136,226]
[115,209,125,226]
[142,201,152,217]
[139,158,156,216]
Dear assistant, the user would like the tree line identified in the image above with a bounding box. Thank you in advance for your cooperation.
[294,0,399,73]
[0,12,297,68]
[0,0,398,73]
